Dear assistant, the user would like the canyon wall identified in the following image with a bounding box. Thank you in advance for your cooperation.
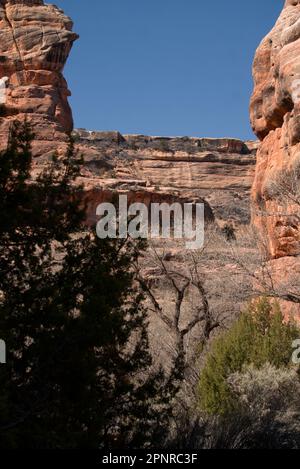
[74,130,257,227]
[0,0,78,157]
[3,0,293,242]
[250,0,300,318]
[0,0,256,227]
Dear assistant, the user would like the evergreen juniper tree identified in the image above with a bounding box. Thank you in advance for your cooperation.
[198,298,299,416]
[0,121,172,449]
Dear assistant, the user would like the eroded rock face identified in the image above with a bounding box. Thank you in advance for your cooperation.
[74,130,257,227]
[0,0,78,157]
[250,0,300,259]
[250,1,300,320]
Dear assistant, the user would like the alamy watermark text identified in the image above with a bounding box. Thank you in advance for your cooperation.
[96,195,205,249]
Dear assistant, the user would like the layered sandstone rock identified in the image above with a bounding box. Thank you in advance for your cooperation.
[250,1,300,319]
[75,130,257,227]
[0,0,255,229]
[0,0,78,157]
[250,0,300,258]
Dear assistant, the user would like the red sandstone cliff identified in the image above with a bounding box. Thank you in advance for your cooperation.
[74,130,257,227]
[0,0,78,157]
[0,0,257,228]
[250,0,300,318]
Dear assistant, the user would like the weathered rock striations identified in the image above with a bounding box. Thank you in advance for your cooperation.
[250,0,300,319]
[251,0,300,258]
[0,0,256,228]
[74,130,257,227]
[0,0,78,157]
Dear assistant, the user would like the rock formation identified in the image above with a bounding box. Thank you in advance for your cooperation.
[75,130,257,227]
[0,0,262,377]
[250,0,300,318]
[0,0,256,229]
[0,0,78,157]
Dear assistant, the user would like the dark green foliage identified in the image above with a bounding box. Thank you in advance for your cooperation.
[198,298,299,416]
[0,121,172,449]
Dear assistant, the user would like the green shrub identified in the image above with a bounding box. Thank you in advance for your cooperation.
[198,298,299,415]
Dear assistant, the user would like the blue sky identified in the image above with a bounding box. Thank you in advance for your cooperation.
[59,0,284,140]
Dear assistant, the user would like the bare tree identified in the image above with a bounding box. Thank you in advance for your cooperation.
[223,219,300,307]
[133,239,225,390]
[268,165,300,210]
[246,166,300,305]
